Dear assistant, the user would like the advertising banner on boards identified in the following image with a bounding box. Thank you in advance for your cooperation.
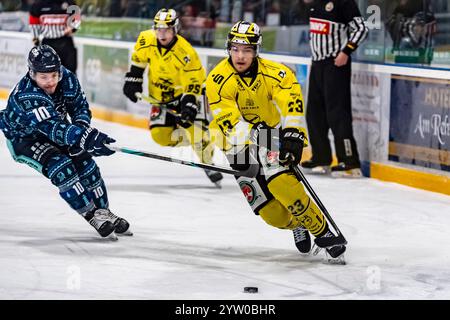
[389,75,450,172]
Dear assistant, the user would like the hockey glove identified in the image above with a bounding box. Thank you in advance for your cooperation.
[74,119,90,129]
[123,65,145,103]
[178,94,199,128]
[76,127,116,157]
[251,121,283,151]
[279,128,305,167]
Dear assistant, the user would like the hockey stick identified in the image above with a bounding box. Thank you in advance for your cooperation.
[291,164,347,244]
[136,93,208,131]
[110,145,259,178]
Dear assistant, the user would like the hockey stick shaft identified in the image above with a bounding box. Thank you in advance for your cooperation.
[291,164,347,243]
[136,93,208,131]
[111,145,258,177]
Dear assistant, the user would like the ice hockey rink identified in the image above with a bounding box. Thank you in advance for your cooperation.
[1,111,450,300]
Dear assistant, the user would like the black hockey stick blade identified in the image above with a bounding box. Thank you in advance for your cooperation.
[111,146,259,178]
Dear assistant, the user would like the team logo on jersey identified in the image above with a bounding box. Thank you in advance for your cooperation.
[243,113,261,123]
[183,56,191,63]
[309,18,330,35]
[266,151,279,166]
[150,105,162,120]
[278,70,286,78]
[239,181,257,205]
[325,2,334,12]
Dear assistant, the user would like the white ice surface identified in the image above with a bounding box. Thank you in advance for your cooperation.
[1,115,450,300]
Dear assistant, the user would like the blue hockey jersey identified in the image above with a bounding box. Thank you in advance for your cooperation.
[0,67,91,146]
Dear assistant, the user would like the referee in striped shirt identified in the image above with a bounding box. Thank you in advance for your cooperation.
[301,0,368,177]
[29,0,80,73]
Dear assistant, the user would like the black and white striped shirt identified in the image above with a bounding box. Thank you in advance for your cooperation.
[307,0,368,61]
[29,0,79,40]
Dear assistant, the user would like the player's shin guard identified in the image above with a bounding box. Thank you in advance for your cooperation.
[188,123,223,186]
[267,173,328,237]
[48,157,95,214]
[76,159,109,209]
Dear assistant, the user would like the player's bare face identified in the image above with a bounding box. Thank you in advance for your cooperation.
[35,71,59,95]
[229,44,256,73]
[156,27,175,46]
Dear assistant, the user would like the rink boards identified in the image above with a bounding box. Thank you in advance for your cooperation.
[0,30,449,196]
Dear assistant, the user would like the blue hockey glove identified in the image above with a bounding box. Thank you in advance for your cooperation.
[76,127,116,157]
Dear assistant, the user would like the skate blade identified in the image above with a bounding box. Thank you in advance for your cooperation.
[325,252,346,265]
[213,181,222,189]
[104,232,118,241]
[117,230,133,236]
[311,244,323,256]
[311,244,346,264]
[303,166,331,175]
[331,169,362,178]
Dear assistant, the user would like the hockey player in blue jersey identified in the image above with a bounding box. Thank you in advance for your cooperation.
[0,45,131,240]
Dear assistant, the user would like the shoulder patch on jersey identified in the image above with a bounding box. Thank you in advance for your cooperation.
[278,70,286,78]
[183,56,191,63]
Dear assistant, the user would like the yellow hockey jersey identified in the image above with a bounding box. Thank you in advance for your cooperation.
[131,30,206,102]
[206,57,308,151]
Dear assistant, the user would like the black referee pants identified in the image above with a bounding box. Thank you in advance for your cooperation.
[306,57,360,166]
[42,36,77,74]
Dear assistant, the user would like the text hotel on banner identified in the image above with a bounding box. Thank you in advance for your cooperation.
[389,75,450,172]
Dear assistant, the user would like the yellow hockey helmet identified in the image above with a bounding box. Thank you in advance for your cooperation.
[153,8,179,32]
[227,21,262,54]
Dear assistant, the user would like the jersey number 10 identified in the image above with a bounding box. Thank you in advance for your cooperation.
[32,107,51,122]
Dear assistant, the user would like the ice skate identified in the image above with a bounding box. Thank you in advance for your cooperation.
[100,209,133,236]
[301,160,331,175]
[84,209,118,240]
[292,227,311,254]
[330,162,362,178]
[312,230,347,264]
[204,168,223,188]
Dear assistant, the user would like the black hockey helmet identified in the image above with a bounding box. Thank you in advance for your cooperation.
[27,45,62,78]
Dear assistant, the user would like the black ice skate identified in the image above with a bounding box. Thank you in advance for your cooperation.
[293,227,311,254]
[301,160,331,175]
[330,162,362,178]
[102,209,133,236]
[204,169,223,188]
[312,230,347,264]
[84,209,117,240]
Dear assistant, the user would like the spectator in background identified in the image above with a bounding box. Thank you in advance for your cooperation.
[109,0,124,17]
[386,0,436,64]
[29,0,79,73]
[123,0,141,17]
[21,0,34,11]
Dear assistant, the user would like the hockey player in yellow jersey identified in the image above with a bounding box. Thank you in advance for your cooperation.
[123,8,223,186]
[206,21,346,259]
